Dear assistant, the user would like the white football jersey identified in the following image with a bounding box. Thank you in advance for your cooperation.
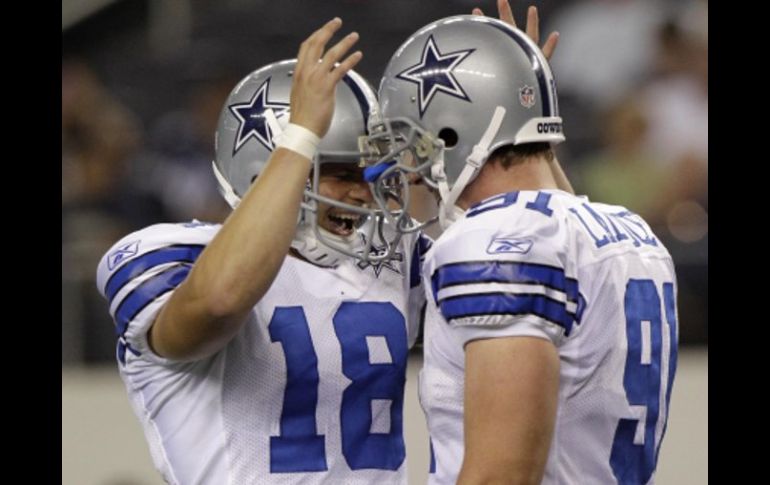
[420,190,678,485]
[96,221,431,485]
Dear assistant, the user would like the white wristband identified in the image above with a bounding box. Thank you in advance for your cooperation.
[275,123,321,161]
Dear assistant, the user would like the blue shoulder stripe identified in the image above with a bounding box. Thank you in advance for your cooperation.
[105,245,204,303]
[114,265,192,336]
[439,292,575,335]
[432,261,578,301]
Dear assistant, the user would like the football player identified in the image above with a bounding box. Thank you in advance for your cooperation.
[367,4,679,484]
[97,19,429,484]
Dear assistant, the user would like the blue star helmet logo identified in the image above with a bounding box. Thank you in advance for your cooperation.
[228,77,290,155]
[396,35,475,118]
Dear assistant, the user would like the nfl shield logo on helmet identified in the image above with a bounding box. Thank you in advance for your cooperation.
[519,85,536,109]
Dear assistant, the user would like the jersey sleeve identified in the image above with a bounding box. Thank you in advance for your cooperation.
[95,221,219,365]
[427,208,586,347]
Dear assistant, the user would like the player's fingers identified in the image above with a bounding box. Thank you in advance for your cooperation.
[542,32,559,60]
[300,18,343,70]
[331,51,363,82]
[472,8,484,16]
[321,31,360,71]
[498,0,516,27]
[526,6,539,45]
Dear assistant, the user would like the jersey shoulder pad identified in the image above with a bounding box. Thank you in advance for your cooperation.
[436,199,567,270]
[96,221,220,299]
[428,194,583,337]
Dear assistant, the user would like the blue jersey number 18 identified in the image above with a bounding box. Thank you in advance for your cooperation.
[268,301,408,473]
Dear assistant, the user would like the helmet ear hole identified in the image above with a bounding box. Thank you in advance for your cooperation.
[438,128,458,148]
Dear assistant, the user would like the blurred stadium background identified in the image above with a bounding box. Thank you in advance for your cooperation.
[62,1,707,483]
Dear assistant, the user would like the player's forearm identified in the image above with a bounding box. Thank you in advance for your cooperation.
[193,147,310,315]
[149,148,311,361]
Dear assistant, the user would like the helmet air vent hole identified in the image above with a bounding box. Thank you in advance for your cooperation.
[438,128,458,148]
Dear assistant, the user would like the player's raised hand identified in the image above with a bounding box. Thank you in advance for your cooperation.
[290,18,363,138]
[472,1,559,60]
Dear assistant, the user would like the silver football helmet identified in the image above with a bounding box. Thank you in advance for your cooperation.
[214,59,400,266]
[367,15,565,230]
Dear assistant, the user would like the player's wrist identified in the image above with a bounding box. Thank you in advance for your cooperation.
[275,123,321,161]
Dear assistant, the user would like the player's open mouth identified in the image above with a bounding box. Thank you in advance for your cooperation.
[326,211,363,236]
